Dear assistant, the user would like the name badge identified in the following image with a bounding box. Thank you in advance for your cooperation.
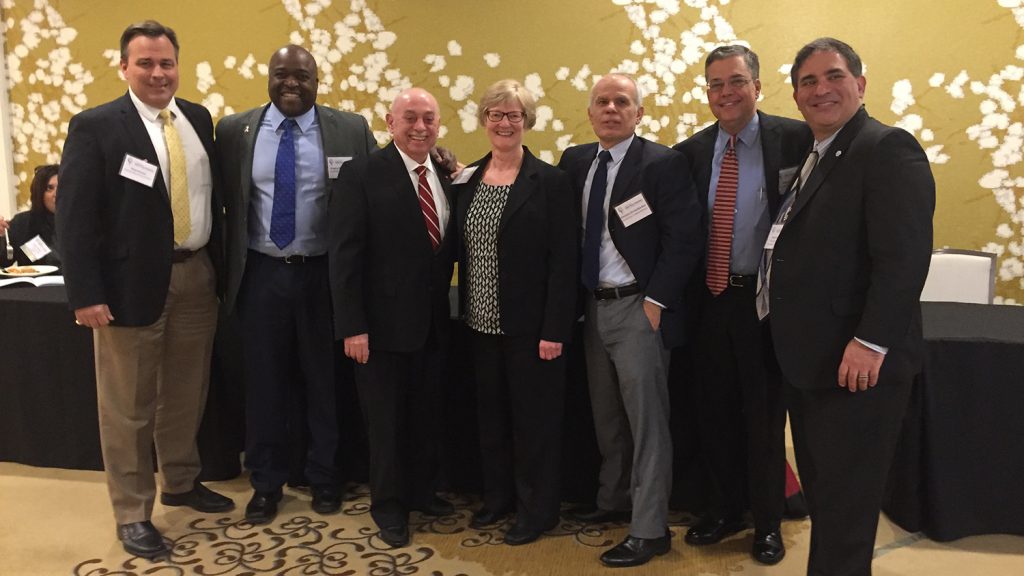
[119,154,158,187]
[614,193,653,227]
[19,235,52,262]
[764,224,784,250]
[327,156,352,179]
[451,165,479,185]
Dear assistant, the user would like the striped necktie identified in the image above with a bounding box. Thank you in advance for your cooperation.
[415,165,441,250]
[706,135,738,295]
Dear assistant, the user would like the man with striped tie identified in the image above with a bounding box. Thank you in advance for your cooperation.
[674,45,811,565]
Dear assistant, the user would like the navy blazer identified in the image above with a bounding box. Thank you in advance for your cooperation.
[454,147,577,343]
[558,136,704,348]
[57,93,223,326]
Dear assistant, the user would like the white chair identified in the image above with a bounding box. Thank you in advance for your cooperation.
[920,248,997,304]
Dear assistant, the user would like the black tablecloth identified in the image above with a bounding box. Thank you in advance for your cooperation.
[0,285,242,480]
[884,302,1024,541]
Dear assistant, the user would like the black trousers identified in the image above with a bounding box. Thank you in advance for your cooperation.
[788,375,912,576]
[355,327,446,528]
[471,331,565,531]
[694,282,786,532]
[238,251,338,493]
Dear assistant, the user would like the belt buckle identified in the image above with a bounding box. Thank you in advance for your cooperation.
[283,254,303,264]
[728,275,744,287]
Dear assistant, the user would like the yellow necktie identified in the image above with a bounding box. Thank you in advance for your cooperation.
[159,109,191,245]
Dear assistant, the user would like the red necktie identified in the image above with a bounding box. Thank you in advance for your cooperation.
[706,135,738,295]
[415,165,441,250]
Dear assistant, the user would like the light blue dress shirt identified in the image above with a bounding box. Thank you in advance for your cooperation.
[707,114,766,275]
[248,103,328,256]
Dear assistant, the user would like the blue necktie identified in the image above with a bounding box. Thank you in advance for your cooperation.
[582,150,613,290]
[270,118,297,249]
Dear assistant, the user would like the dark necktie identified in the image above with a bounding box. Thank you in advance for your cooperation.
[706,135,738,295]
[270,118,297,249]
[582,150,613,290]
[415,165,441,250]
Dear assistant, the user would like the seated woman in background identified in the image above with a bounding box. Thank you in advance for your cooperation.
[1,164,60,268]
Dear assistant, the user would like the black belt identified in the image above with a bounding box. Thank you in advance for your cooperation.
[252,250,326,264]
[172,249,196,263]
[726,274,757,288]
[594,283,641,300]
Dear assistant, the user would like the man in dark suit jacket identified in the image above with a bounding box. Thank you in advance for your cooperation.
[559,74,703,568]
[216,45,377,524]
[766,38,934,576]
[56,20,232,559]
[674,45,812,565]
[329,88,456,549]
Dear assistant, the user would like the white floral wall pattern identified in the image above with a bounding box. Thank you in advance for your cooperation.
[1,0,1021,302]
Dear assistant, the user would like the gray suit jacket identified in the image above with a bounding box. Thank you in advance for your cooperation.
[215,103,377,312]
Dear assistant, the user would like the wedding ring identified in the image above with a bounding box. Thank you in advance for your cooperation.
[856,375,868,381]
[74,320,82,326]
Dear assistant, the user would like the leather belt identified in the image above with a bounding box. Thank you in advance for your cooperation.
[172,249,196,263]
[594,283,641,300]
[727,274,756,288]
[253,250,327,264]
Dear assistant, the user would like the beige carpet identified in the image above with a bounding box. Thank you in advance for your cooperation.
[1,462,1022,575]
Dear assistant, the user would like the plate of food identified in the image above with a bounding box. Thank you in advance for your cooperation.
[0,264,59,277]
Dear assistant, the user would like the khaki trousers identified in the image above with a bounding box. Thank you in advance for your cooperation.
[93,249,218,525]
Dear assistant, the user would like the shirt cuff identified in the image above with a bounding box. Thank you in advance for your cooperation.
[644,296,665,309]
[855,337,888,355]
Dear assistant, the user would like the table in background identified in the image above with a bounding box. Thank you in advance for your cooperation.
[884,301,1024,541]
[0,285,242,480]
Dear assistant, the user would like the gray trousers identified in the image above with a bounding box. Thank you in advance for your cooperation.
[583,292,672,539]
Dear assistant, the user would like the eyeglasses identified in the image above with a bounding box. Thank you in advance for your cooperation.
[485,110,526,123]
[707,77,753,93]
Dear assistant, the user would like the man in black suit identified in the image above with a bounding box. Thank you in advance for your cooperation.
[57,20,232,559]
[216,45,377,524]
[765,38,934,576]
[329,88,456,549]
[674,45,812,564]
[559,74,703,567]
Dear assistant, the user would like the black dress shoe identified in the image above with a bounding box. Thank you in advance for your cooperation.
[565,505,631,524]
[600,530,672,567]
[504,523,542,546]
[117,521,169,559]
[752,529,786,565]
[311,485,342,515]
[684,516,747,546]
[412,495,455,517]
[470,507,511,529]
[378,524,410,548]
[245,490,282,525]
[161,482,234,513]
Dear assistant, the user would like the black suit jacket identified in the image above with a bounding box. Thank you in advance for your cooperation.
[215,103,377,312]
[57,93,223,326]
[455,148,577,343]
[2,210,61,267]
[330,142,456,352]
[770,107,935,389]
[558,136,704,348]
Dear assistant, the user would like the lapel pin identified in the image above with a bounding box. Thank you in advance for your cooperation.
[835,150,842,157]
[243,125,250,133]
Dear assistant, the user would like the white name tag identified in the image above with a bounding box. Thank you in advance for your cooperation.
[614,193,653,227]
[19,235,52,262]
[451,165,479,185]
[119,154,158,187]
[764,224,784,250]
[327,156,352,179]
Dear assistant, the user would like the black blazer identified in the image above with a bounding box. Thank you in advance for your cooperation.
[455,148,577,343]
[56,93,223,326]
[2,210,60,267]
[330,142,456,352]
[558,136,704,348]
[769,107,935,389]
[215,103,377,313]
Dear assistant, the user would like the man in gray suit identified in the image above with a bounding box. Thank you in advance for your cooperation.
[216,45,377,524]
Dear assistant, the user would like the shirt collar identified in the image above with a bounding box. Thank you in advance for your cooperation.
[395,144,437,176]
[599,134,634,166]
[265,102,317,133]
[716,112,760,152]
[814,127,842,157]
[128,88,181,123]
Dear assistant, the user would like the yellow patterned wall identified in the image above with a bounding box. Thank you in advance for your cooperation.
[3,0,1022,302]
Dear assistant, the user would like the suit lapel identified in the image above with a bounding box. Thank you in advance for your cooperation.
[117,94,167,204]
[499,149,539,235]
[609,137,644,206]
[758,111,784,215]
[238,106,265,213]
[381,142,438,253]
[789,107,868,220]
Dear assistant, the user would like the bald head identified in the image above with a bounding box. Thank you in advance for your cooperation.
[588,74,644,148]
[268,44,318,117]
[387,88,440,163]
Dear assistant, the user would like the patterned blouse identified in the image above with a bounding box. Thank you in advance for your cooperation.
[465,181,511,334]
